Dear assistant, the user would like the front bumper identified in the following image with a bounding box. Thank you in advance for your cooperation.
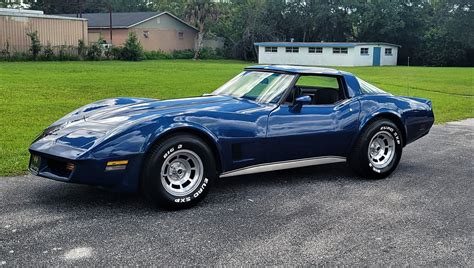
[28,151,142,192]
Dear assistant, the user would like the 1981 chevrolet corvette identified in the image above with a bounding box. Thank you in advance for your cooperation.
[29,65,434,209]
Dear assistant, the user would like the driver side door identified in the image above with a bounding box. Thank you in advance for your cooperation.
[265,75,360,163]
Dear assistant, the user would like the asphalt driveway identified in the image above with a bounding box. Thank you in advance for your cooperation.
[1,120,472,266]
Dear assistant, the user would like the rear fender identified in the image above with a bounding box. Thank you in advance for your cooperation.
[347,108,406,156]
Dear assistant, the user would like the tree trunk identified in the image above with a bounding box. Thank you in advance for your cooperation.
[194,32,204,59]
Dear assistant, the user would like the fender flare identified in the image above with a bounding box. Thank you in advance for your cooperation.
[143,123,224,172]
[349,110,407,154]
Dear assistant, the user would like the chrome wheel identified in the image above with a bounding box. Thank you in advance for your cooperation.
[368,130,396,169]
[160,149,204,197]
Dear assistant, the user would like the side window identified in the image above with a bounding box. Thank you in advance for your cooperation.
[285,75,344,105]
[296,76,339,89]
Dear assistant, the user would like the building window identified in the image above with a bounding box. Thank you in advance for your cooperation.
[309,47,322,53]
[360,47,369,55]
[333,47,348,54]
[385,48,393,56]
[265,47,278,53]
[156,17,161,24]
[285,47,299,53]
[178,32,184,40]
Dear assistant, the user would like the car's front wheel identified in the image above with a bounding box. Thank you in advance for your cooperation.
[141,134,217,209]
[349,119,403,179]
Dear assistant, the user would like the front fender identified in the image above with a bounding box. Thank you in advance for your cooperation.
[144,119,221,157]
[89,115,222,168]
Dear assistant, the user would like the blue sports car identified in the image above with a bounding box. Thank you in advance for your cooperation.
[29,65,434,209]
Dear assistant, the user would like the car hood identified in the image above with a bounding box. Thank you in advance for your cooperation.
[30,95,268,158]
[51,95,233,126]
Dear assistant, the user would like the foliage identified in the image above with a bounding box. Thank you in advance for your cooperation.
[171,49,195,59]
[198,47,225,59]
[0,52,29,61]
[0,41,10,58]
[41,42,55,61]
[78,39,87,59]
[110,46,123,59]
[120,32,145,61]
[184,0,220,59]
[143,48,223,60]
[20,0,474,66]
[207,0,472,66]
[144,50,174,60]
[104,46,113,60]
[0,60,472,175]
[86,43,102,61]
[0,0,21,8]
[150,0,187,17]
[58,45,80,61]
[26,31,42,60]
[24,0,153,14]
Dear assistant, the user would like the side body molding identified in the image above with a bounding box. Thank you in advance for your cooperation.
[220,156,346,178]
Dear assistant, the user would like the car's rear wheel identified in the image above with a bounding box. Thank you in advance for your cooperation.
[141,134,217,209]
[348,119,403,179]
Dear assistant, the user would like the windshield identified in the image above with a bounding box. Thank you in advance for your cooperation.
[212,71,295,103]
[357,78,389,95]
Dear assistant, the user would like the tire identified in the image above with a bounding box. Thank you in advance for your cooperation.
[141,134,217,209]
[348,119,403,179]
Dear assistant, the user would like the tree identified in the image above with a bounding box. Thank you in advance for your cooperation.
[415,0,473,66]
[149,0,187,17]
[0,0,21,8]
[26,31,42,60]
[184,0,219,59]
[21,0,474,66]
[24,0,79,14]
[120,32,144,61]
[24,0,153,14]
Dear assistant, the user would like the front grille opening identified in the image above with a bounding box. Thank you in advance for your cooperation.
[46,158,73,178]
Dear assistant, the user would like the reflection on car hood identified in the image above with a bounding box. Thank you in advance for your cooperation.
[30,95,264,158]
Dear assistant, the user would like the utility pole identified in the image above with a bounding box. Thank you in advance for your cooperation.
[109,4,113,44]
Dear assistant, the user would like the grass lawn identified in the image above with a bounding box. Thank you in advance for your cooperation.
[0,60,472,176]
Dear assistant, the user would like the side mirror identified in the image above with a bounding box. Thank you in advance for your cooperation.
[290,95,312,112]
[295,95,312,105]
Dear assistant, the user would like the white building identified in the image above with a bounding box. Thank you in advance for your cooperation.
[255,42,400,67]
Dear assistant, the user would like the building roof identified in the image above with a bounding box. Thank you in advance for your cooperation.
[0,8,86,21]
[254,42,401,48]
[245,65,347,76]
[59,11,198,31]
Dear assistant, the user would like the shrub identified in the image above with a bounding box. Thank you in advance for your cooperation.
[2,52,29,61]
[171,49,194,59]
[110,46,123,60]
[144,50,173,60]
[26,31,41,60]
[41,42,55,61]
[1,41,10,59]
[199,47,225,59]
[58,45,80,61]
[121,32,144,61]
[86,43,102,60]
[104,46,113,60]
[78,39,87,59]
